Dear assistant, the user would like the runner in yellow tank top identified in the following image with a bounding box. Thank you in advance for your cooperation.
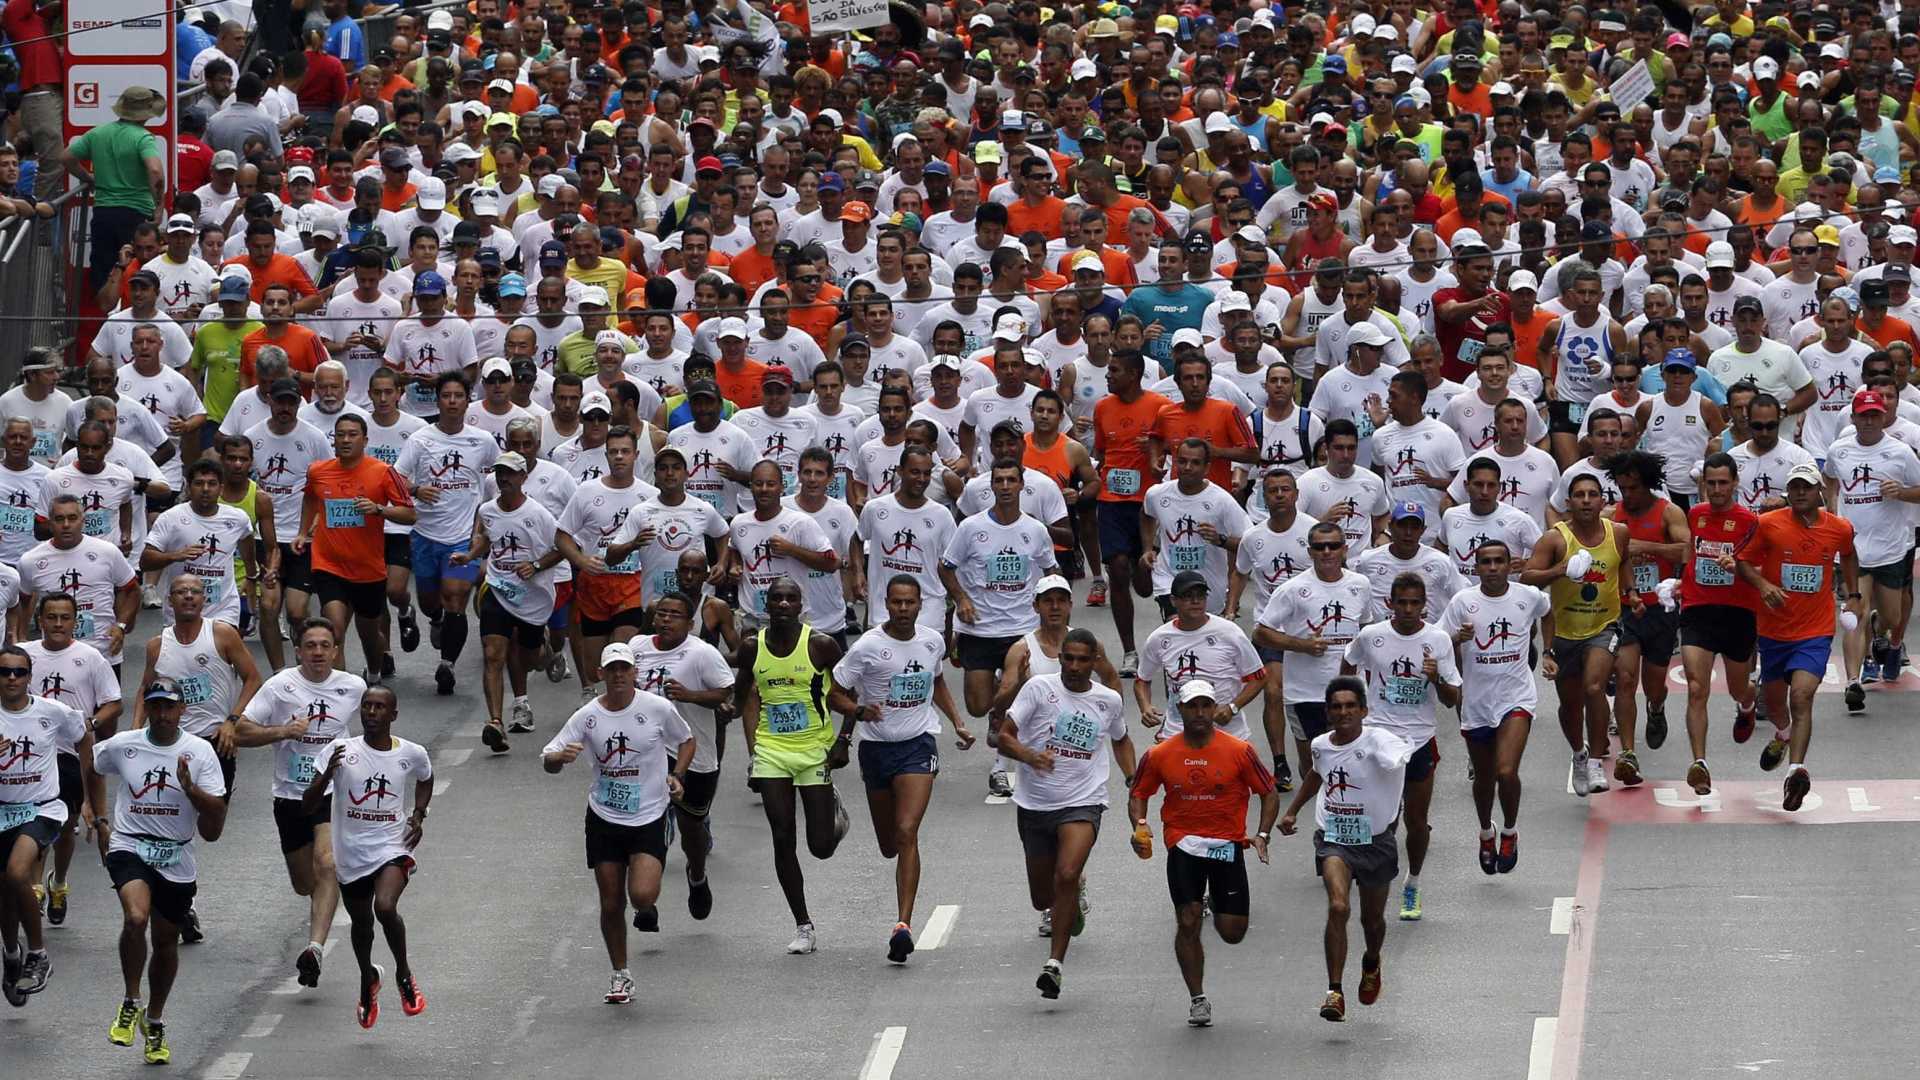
[1522,473,1639,797]
[218,436,275,642]
[736,577,848,955]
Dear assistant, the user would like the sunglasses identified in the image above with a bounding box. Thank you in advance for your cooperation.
[483,375,511,384]
[796,275,822,283]
[1789,246,1819,255]
[1309,542,1345,552]
[1749,421,1780,431]
[0,667,30,677]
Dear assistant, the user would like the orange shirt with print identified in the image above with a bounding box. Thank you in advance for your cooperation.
[1150,399,1255,491]
[1509,306,1557,372]
[1092,390,1172,502]
[1097,194,1172,242]
[1735,195,1787,242]
[714,359,769,409]
[1027,266,1068,292]
[241,323,328,386]
[1007,195,1069,240]
[1130,730,1275,848]
[1748,507,1855,641]
[1056,245,1138,287]
[304,456,414,583]
[222,254,316,302]
[786,283,845,348]
[731,246,780,296]
[378,183,417,212]
[1857,313,1917,350]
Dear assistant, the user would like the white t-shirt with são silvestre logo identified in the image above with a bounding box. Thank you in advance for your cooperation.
[1141,480,1250,607]
[1438,502,1543,579]
[1135,614,1264,741]
[94,726,225,882]
[383,315,478,416]
[1341,621,1462,749]
[395,424,499,545]
[1310,724,1415,842]
[44,461,139,549]
[941,508,1057,640]
[18,639,118,745]
[1233,514,1315,614]
[668,418,756,515]
[1258,569,1376,705]
[960,384,1040,470]
[832,624,950,744]
[1369,417,1465,541]
[1796,338,1872,458]
[477,497,561,625]
[247,418,332,540]
[629,635,734,774]
[0,696,87,821]
[613,494,730,608]
[145,502,254,626]
[1295,465,1390,559]
[542,691,694,827]
[729,506,834,624]
[1440,583,1552,731]
[242,668,368,801]
[857,494,957,628]
[1006,673,1128,812]
[20,537,137,664]
[323,734,431,884]
[1443,444,1561,529]
[784,495,857,636]
[1821,433,1920,567]
[1353,544,1466,624]
[0,460,51,563]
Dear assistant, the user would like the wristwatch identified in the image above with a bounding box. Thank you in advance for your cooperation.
[1256,831,1271,840]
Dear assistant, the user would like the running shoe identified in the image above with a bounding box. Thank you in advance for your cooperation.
[428,614,444,651]
[1072,879,1090,936]
[1319,990,1346,1022]
[398,609,421,652]
[1497,831,1518,874]
[1478,834,1497,876]
[45,870,66,926]
[686,868,713,921]
[887,923,914,964]
[1120,650,1138,679]
[1783,767,1811,812]
[16,949,49,995]
[481,721,509,754]
[1613,749,1643,787]
[1587,758,1610,793]
[582,684,600,703]
[1036,959,1063,999]
[435,661,456,695]
[632,905,659,933]
[141,1016,170,1064]
[362,665,384,688]
[2,944,22,1008]
[1037,908,1053,937]
[1732,704,1756,744]
[1273,756,1294,793]
[1644,702,1668,749]
[180,905,204,944]
[1086,578,1109,607]
[1861,656,1881,685]
[787,923,817,955]
[1759,736,1789,772]
[296,944,322,987]
[1687,759,1712,796]
[381,654,396,681]
[546,651,570,683]
[1357,965,1383,1005]
[986,769,1012,798]
[604,969,634,1005]
[142,583,162,610]
[1398,883,1422,921]
[398,973,426,1016]
[108,998,141,1044]
[1187,995,1212,1027]
[1845,681,1866,714]
[357,964,383,1029]
[1570,750,1591,797]
[832,789,850,845]
[509,699,536,733]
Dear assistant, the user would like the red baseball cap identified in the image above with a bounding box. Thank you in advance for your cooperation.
[1852,388,1889,414]
[695,155,725,175]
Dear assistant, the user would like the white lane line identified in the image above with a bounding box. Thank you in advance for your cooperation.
[241,1014,282,1038]
[857,1026,908,1080]
[919,905,959,950]
[1848,786,1880,812]
[203,1051,252,1079]
[1549,897,1574,936]
[433,777,453,796]
[1526,1017,1557,1080]
[437,748,473,769]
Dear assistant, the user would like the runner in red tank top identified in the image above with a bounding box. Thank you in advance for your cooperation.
[1606,451,1692,787]
[1282,193,1355,289]
[1676,452,1762,795]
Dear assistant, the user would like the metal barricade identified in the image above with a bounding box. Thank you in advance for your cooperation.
[0,185,93,387]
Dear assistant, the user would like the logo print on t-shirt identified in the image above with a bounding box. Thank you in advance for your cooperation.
[1307,599,1350,634]
[6,490,30,509]
[1843,463,1876,491]
[56,569,83,592]
[140,394,162,414]
[597,730,636,763]
[128,763,172,798]
[1821,372,1852,400]
[259,453,294,481]
[37,671,69,702]
[881,527,921,556]
[348,772,397,806]
[199,532,224,557]
[429,450,466,478]
[306,698,337,725]
[80,491,105,513]
[1323,764,1355,799]
[1172,649,1201,682]
[1263,551,1302,584]
[1475,616,1518,650]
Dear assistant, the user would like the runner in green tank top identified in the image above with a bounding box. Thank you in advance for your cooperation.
[736,577,848,955]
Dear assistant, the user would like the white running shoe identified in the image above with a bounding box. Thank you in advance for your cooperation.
[1587,758,1610,792]
[787,923,817,954]
[604,969,634,1004]
[141,584,162,610]
[509,698,536,733]
[1120,650,1139,679]
[1188,996,1213,1027]
[1037,908,1053,937]
[1571,750,1591,797]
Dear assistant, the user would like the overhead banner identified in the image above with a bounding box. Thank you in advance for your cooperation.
[63,0,177,190]
[809,0,891,35]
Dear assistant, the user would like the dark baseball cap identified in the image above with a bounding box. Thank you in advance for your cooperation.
[269,378,303,401]
[1171,570,1210,595]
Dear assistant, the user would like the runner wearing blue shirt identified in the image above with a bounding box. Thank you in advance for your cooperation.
[1123,240,1218,376]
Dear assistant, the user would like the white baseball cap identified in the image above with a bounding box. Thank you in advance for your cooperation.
[350,104,379,126]
[928,354,964,371]
[1752,56,1780,81]
[415,177,447,210]
[1177,680,1218,705]
[580,391,614,416]
[1170,328,1206,349]
[1036,574,1072,596]
[992,315,1029,341]
[1392,54,1419,75]
[1892,225,1919,246]
[469,189,500,216]
[1071,58,1098,80]
[1218,290,1252,313]
[443,143,482,165]
[1704,241,1735,269]
[537,174,564,198]
[600,642,635,667]
[288,165,315,183]
[1204,112,1235,134]
[1347,323,1393,348]
[480,356,513,380]
[492,450,530,473]
[715,317,748,340]
[1234,224,1266,245]
[579,286,610,308]
[1506,269,1540,292]
[594,329,625,348]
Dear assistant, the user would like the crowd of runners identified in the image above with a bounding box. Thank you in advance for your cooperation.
[3,0,1913,1056]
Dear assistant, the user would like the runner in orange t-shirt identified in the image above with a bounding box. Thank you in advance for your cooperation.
[1127,685,1278,1022]
[1092,350,1173,659]
[300,416,416,671]
[1735,465,1860,811]
[242,295,329,389]
[1149,354,1257,491]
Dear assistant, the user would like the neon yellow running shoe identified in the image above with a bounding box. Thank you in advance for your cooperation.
[142,1014,171,1065]
[109,999,142,1046]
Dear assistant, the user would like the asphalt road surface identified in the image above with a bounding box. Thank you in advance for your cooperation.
[6,585,1916,1080]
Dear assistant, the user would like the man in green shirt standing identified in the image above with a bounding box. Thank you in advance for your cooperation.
[62,85,167,291]
[191,276,263,434]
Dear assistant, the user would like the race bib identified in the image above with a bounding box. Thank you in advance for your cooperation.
[30,430,56,459]
[595,775,641,815]
[693,489,727,513]
[136,836,183,868]
[0,505,32,534]
[1384,674,1427,706]
[371,445,400,465]
[989,553,1028,584]
[607,549,640,574]
[76,609,96,640]
[202,576,227,606]
[83,508,113,536]
[1782,562,1822,594]
[289,751,318,785]
[827,472,848,500]
[1458,337,1486,366]
[325,498,364,528]
[1356,414,1376,441]
[1106,468,1141,496]
[1052,711,1100,752]
[1694,556,1733,587]
[176,671,213,706]
[1325,807,1373,845]
[0,802,37,830]
[766,701,811,735]
[407,382,438,406]
[1568,402,1587,425]
[488,572,526,605]
[1170,544,1206,572]
[1632,561,1658,594]
[1205,841,1237,862]
[781,469,798,495]
[651,569,678,597]
[888,670,933,706]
